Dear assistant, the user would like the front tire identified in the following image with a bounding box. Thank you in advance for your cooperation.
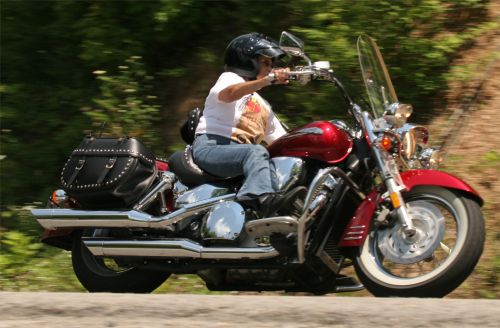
[353,186,484,297]
[72,232,170,293]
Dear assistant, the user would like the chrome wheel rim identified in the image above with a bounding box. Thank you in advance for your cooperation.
[377,200,446,264]
[359,188,468,285]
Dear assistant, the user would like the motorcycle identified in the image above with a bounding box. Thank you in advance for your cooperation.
[31,31,484,297]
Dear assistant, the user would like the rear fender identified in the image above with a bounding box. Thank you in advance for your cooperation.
[338,170,482,248]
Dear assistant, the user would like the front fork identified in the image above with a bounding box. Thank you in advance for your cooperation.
[361,111,416,237]
[382,173,416,237]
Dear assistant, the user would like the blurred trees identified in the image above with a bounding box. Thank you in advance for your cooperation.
[1,0,495,207]
[0,0,497,290]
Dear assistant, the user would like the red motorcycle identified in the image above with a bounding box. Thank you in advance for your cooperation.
[31,32,484,297]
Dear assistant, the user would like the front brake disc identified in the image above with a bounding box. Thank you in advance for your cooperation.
[376,200,446,264]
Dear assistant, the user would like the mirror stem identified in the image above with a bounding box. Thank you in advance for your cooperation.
[331,73,354,107]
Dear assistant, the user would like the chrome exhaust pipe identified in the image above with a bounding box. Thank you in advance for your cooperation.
[32,193,236,231]
[83,238,279,260]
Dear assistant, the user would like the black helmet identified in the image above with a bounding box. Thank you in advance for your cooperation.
[224,33,285,79]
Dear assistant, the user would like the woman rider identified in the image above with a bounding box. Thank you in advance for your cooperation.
[192,33,290,217]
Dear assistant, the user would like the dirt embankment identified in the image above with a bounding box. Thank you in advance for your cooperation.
[426,0,500,298]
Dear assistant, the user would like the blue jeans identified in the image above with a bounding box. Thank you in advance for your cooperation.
[192,134,278,200]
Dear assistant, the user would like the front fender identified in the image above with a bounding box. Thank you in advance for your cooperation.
[400,170,483,205]
[338,170,482,248]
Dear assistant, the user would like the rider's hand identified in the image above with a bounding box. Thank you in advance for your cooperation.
[271,68,290,85]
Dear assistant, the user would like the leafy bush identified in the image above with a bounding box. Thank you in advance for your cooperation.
[83,56,160,149]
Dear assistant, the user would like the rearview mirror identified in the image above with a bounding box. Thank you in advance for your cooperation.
[279,31,305,57]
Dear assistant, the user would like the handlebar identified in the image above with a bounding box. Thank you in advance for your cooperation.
[268,67,332,85]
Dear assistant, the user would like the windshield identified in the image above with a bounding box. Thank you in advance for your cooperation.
[357,35,398,118]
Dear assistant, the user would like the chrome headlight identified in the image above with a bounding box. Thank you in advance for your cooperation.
[397,124,429,160]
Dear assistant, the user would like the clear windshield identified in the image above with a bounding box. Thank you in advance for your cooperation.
[357,35,398,118]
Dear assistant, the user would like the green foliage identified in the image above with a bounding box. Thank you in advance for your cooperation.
[0,207,84,291]
[478,151,500,170]
[285,0,493,116]
[84,56,160,148]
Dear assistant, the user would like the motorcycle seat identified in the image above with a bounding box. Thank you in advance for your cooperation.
[169,145,238,186]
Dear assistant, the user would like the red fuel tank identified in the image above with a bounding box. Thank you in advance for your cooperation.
[268,121,353,164]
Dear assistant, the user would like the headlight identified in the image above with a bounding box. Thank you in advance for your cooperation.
[397,124,429,160]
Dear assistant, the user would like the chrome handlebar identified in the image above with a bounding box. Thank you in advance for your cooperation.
[287,67,333,84]
[268,66,332,85]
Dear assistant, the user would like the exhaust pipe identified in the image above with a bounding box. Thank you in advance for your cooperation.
[32,193,236,231]
[83,238,279,260]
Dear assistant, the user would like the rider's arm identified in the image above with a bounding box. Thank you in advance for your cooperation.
[218,77,272,103]
[218,68,289,103]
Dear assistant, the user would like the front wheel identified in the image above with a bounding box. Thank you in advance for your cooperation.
[353,186,484,297]
[72,230,170,293]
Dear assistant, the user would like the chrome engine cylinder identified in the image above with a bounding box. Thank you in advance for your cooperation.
[202,201,246,242]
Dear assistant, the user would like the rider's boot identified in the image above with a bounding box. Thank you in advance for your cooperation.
[258,186,307,218]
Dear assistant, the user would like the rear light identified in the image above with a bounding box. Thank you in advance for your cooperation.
[156,160,169,172]
[51,189,68,206]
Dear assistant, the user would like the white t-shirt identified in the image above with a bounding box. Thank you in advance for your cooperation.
[195,72,287,144]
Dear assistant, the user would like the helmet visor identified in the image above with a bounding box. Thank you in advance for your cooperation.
[256,47,286,60]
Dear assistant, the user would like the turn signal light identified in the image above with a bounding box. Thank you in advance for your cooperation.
[380,135,393,151]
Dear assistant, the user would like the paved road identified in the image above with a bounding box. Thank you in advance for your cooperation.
[0,292,499,327]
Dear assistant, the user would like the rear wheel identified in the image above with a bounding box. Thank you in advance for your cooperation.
[353,186,484,297]
[72,230,170,293]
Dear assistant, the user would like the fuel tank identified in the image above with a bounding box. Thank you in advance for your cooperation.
[268,121,353,164]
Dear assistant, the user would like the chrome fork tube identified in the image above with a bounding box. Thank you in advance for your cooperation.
[360,111,415,236]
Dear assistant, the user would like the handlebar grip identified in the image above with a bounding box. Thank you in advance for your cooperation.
[267,73,277,84]
[267,72,297,83]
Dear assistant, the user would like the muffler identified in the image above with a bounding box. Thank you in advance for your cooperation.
[31,193,236,231]
[83,238,279,260]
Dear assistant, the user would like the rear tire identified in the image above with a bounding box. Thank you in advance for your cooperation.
[353,186,484,297]
[72,232,170,293]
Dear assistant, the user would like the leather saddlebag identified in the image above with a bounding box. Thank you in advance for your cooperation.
[60,137,157,209]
